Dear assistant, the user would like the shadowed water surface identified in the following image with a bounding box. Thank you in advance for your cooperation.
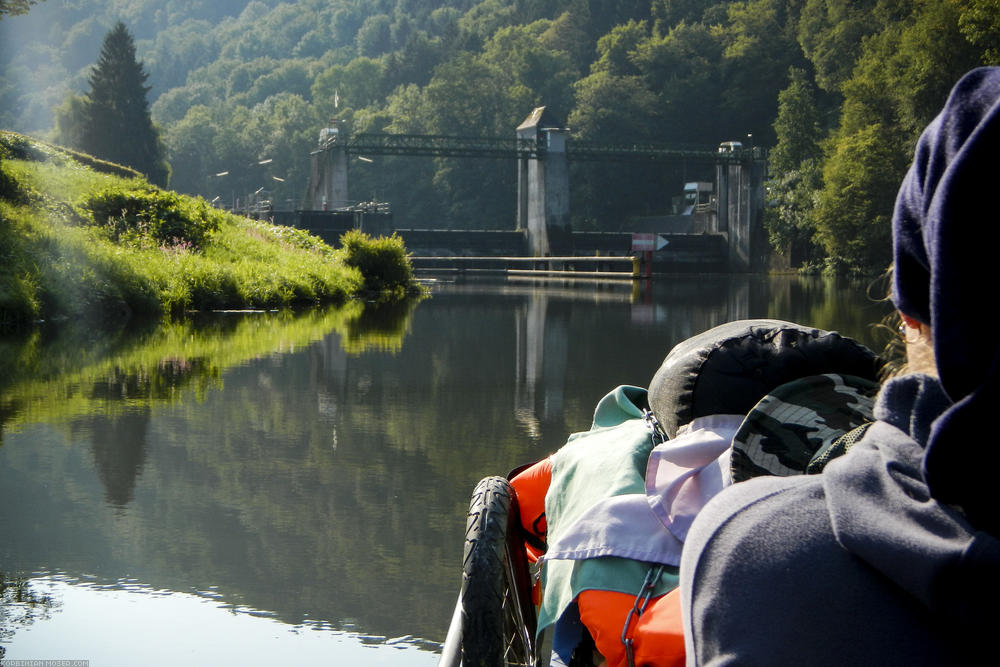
[0,275,890,665]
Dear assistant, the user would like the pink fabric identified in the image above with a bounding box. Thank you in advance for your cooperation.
[542,415,742,568]
[646,414,743,543]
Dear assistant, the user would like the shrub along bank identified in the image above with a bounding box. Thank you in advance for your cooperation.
[0,132,418,331]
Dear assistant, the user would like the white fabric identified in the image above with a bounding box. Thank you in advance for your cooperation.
[646,414,743,543]
[543,414,742,567]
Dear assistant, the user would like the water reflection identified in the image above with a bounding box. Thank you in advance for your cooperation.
[4,575,437,666]
[81,409,152,508]
[0,302,415,435]
[0,276,892,664]
[0,572,58,660]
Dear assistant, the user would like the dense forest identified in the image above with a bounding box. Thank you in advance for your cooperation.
[1,0,998,271]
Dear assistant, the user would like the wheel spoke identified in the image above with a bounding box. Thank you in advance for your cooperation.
[501,544,534,665]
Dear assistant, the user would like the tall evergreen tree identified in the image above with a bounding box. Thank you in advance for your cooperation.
[70,22,170,185]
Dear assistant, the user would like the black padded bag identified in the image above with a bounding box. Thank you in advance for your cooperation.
[648,319,881,438]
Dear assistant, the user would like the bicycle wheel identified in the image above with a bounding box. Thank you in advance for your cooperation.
[461,476,538,667]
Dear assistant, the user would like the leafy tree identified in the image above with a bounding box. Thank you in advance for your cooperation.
[162,104,217,196]
[716,0,809,147]
[312,58,389,115]
[224,57,280,99]
[763,160,824,267]
[428,6,462,40]
[796,0,879,93]
[331,5,367,47]
[357,13,393,57]
[891,0,982,136]
[419,52,528,227]
[765,66,825,266]
[143,19,219,97]
[591,19,648,76]
[0,0,42,159]
[422,52,513,134]
[151,81,218,125]
[539,5,593,71]
[569,70,664,226]
[770,66,822,174]
[0,0,39,18]
[807,0,983,271]
[457,0,519,49]
[481,20,578,120]
[382,32,449,90]
[53,93,90,149]
[631,20,725,143]
[59,15,105,73]
[242,92,319,208]
[244,60,314,106]
[958,0,1000,64]
[651,0,710,34]
[383,82,432,134]
[569,70,659,142]
[813,122,902,270]
[59,22,169,186]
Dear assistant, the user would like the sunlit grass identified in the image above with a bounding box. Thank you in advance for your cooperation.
[0,131,418,330]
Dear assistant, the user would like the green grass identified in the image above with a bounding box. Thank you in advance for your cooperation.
[0,131,420,330]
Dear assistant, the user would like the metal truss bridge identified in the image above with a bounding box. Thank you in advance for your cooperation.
[337,133,761,164]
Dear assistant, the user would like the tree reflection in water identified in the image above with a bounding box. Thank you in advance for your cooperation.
[0,572,58,659]
[0,277,891,662]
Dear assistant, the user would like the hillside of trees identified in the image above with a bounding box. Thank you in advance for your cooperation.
[2,0,998,271]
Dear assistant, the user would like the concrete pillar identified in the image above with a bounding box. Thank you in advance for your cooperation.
[715,155,767,272]
[715,162,729,234]
[729,162,749,271]
[516,107,571,257]
[328,145,349,209]
[517,156,528,231]
[524,153,549,255]
[542,129,571,255]
[747,157,768,271]
[308,119,349,210]
[716,159,749,271]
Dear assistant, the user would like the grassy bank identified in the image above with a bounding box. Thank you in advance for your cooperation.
[0,132,418,331]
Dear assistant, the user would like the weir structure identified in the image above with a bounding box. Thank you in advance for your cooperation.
[515,107,569,256]
[306,108,767,271]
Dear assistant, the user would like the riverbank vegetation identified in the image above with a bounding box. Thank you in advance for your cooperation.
[0,131,417,331]
[2,1,998,273]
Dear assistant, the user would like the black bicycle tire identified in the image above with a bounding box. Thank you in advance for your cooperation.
[461,476,538,667]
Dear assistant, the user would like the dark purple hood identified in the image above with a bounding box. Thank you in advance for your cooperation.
[891,67,1000,534]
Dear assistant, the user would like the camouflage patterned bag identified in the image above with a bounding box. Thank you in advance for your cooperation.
[729,373,880,482]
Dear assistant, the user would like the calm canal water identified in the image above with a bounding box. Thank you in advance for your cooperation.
[0,275,891,665]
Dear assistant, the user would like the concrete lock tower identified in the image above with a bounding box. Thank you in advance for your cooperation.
[308,118,349,210]
[715,141,767,272]
[516,107,570,256]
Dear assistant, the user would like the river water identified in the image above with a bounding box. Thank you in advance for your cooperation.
[0,275,890,665]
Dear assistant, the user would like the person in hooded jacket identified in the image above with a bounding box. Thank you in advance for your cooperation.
[679,66,1000,666]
